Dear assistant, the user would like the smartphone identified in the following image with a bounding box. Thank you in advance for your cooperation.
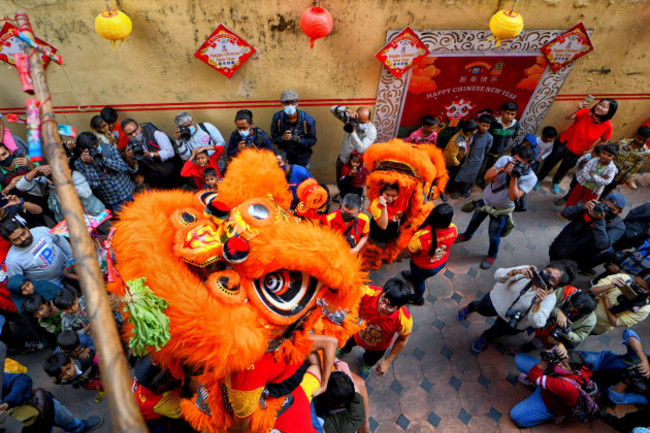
[531,269,547,289]
[583,95,595,106]
[620,283,638,301]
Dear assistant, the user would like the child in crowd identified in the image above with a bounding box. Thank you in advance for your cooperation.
[53,288,91,335]
[534,126,558,174]
[180,145,223,190]
[133,172,152,195]
[22,293,62,335]
[7,275,61,319]
[517,134,539,170]
[202,167,219,191]
[565,144,618,207]
[368,183,405,244]
[602,126,650,196]
[442,120,478,201]
[404,115,439,146]
[450,114,494,199]
[44,351,104,403]
[553,145,603,206]
[480,101,520,184]
[337,151,368,199]
[90,114,118,148]
[55,329,95,359]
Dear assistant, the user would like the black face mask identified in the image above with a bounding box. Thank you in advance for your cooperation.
[0,155,14,167]
[340,211,355,222]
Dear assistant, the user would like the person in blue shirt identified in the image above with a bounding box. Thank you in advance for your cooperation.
[275,149,313,200]
[270,90,318,170]
[226,109,273,159]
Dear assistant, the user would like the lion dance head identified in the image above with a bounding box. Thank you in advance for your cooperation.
[109,149,365,432]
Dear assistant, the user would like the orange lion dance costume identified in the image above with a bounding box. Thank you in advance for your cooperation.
[362,139,448,269]
[109,149,365,432]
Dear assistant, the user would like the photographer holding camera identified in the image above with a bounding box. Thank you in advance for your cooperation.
[330,105,376,192]
[550,192,626,274]
[73,132,134,212]
[324,193,370,256]
[172,111,226,164]
[590,269,650,335]
[270,90,317,170]
[226,109,273,159]
[457,261,576,353]
[456,145,537,269]
[511,344,599,427]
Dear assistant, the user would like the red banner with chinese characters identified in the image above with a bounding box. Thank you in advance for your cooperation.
[541,23,593,73]
[398,55,547,134]
[0,21,57,68]
[194,25,255,79]
[376,27,429,79]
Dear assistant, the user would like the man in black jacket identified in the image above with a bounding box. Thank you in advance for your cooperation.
[550,192,626,274]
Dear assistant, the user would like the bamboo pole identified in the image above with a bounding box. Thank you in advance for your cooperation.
[15,12,147,433]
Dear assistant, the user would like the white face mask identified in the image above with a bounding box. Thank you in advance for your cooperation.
[284,105,297,116]
[358,123,368,131]
[238,129,250,138]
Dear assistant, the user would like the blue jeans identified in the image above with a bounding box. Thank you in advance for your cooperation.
[53,398,85,433]
[463,200,508,258]
[515,353,539,375]
[409,260,446,302]
[510,388,555,427]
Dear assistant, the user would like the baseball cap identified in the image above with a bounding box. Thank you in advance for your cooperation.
[280,90,299,103]
[603,192,626,210]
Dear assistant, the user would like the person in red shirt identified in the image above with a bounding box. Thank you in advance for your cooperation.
[340,279,413,380]
[536,98,618,195]
[368,183,406,244]
[325,193,370,255]
[511,344,596,427]
[100,106,130,150]
[337,151,368,200]
[402,203,457,306]
[180,145,223,190]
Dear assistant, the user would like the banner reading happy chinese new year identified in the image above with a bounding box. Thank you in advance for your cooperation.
[398,55,547,135]
[375,27,429,79]
[0,21,58,68]
[540,23,593,73]
[194,25,255,79]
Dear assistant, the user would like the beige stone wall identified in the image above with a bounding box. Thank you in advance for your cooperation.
[0,0,648,181]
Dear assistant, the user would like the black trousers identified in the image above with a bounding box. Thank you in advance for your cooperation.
[536,140,581,185]
[341,337,387,366]
[468,293,521,341]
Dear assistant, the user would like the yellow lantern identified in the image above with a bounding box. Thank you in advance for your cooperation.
[95,9,132,50]
[488,9,524,47]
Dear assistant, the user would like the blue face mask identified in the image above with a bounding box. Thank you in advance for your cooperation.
[239,129,250,138]
[189,125,196,135]
[284,105,297,116]
[358,123,368,131]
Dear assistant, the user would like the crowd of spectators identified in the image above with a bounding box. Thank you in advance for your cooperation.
[0,93,647,432]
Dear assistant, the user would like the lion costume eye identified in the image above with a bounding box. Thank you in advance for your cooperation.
[253,270,320,318]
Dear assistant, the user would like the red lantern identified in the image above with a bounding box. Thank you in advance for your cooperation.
[300,6,333,49]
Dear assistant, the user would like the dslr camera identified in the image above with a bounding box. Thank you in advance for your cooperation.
[621,365,649,395]
[129,143,146,161]
[505,309,524,329]
[287,128,300,142]
[242,137,256,148]
[179,126,193,141]
[592,201,610,217]
[550,324,572,341]
[89,146,104,161]
[540,350,562,364]
[510,160,528,178]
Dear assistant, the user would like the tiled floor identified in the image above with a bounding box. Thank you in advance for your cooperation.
[12,173,649,433]
[340,173,650,433]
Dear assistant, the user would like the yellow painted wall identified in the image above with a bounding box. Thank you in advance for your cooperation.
[0,0,648,181]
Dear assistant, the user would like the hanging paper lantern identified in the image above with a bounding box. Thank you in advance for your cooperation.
[300,6,333,49]
[95,9,132,50]
[488,9,524,47]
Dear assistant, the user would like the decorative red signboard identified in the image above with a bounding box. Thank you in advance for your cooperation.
[398,55,547,134]
[540,23,593,72]
[375,27,430,79]
[194,25,255,79]
[0,21,57,68]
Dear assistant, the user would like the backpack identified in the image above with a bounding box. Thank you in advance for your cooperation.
[563,375,601,422]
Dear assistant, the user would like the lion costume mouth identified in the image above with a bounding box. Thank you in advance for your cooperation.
[252,270,321,318]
